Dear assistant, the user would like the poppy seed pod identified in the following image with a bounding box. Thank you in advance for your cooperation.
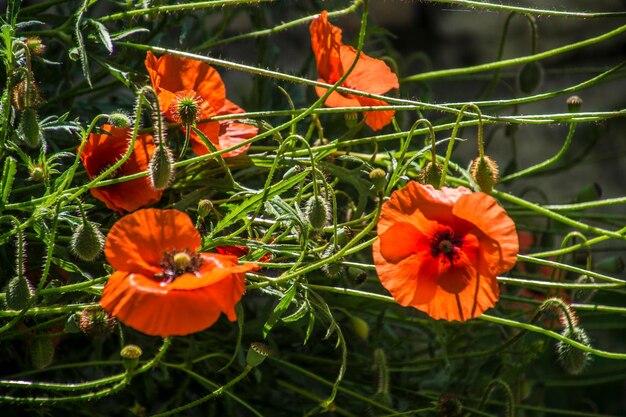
[19,108,43,148]
[566,95,583,113]
[419,161,443,188]
[149,144,174,190]
[71,220,105,261]
[470,156,499,193]
[344,112,358,128]
[5,275,33,310]
[305,195,330,230]
[197,199,213,219]
[369,168,387,194]
[246,342,270,368]
[120,344,143,372]
[556,326,591,375]
[31,337,55,369]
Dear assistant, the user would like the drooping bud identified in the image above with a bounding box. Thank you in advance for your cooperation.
[518,61,544,94]
[566,95,583,113]
[19,108,43,148]
[305,195,330,231]
[246,342,271,368]
[556,326,591,375]
[108,111,132,128]
[344,112,358,128]
[25,36,46,56]
[149,144,174,190]
[31,337,55,369]
[79,308,116,338]
[420,161,443,188]
[350,315,369,341]
[5,276,33,310]
[369,168,387,194]
[71,219,105,261]
[120,344,143,372]
[320,244,343,278]
[470,155,499,193]
[197,199,213,219]
[348,267,367,285]
[12,78,41,111]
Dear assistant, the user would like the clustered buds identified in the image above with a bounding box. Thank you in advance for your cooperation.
[470,155,499,193]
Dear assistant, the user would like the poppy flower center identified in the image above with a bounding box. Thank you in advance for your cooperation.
[155,248,203,284]
[430,229,463,264]
[169,90,203,126]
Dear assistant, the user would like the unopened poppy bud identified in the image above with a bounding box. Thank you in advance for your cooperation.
[369,168,387,193]
[350,315,369,341]
[246,342,270,367]
[5,275,33,310]
[470,156,499,193]
[518,61,544,94]
[566,95,583,113]
[419,161,443,188]
[321,244,343,278]
[348,267,368,285]
[12,78,41,111]
[25,36,46,56]
[79,308,116,338]
[438,395,463,417]
[197,199,213,219]
[19,108,43,148]
[149,145,174,190]
[556,326,591,375]
[120,344,143,372]
[71,220,105,261]
[344,112,358,128]
[29,164,46,182]
[575,182,601,203]
[31,337,55,369]
[305,195,330,230]
[336,226,354,247]
[108,111,132,128]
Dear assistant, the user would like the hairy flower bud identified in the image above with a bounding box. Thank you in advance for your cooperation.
[108,111,132,128]
[5,275,33,310]
[79,308,116,338]
[25,36,46,56]
[420,161,443,188]
[31,337,55,369]
[19,107,43,148]
[12,78,41,111]
[556,326,591,375]
[71,220,105,261]
[470,156,499,193]
[149,145,174,190]
[305,195,330,230]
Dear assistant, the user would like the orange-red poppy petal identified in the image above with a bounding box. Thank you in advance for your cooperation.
[105,209,201,276]
[339,45,399,95]
[453,192,519,275]
[100,272,224,337]
[356,96,396,131]
[310,10,343,83]
[167,253,255,290]
[378,222,426,264]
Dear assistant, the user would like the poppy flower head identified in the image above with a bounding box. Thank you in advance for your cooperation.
[80,124,162,213]
[100,209,256,336]
[145,52,256,158]
[309,11,399,131]
[373,182,519,321]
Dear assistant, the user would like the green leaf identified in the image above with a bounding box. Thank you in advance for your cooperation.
[90,19,113,53]
[263,283,297,339]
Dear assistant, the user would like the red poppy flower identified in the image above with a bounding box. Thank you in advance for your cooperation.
[373,182,519,321]
[310,11,399,131]
[100,209,256,336]
[80,124,162,213]
[145,52,256,158]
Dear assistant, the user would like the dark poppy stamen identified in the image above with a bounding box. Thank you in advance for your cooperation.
[430,229,463,264]
[155,248,203,284]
